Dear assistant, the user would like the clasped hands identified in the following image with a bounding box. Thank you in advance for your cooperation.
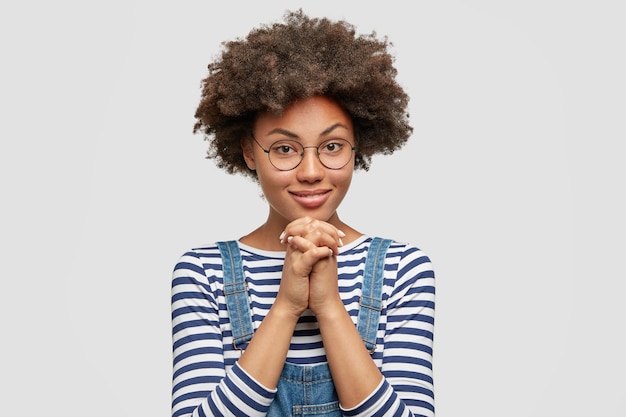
[276,217,346,318]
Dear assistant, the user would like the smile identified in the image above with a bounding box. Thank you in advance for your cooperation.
[289,190,331,208]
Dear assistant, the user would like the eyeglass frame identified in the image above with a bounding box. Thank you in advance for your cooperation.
[250,134,356,171]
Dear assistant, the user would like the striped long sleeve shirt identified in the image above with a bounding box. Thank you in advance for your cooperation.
[171,235,435,417]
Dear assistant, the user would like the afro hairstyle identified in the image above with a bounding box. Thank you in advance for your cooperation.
[193,9,413,180]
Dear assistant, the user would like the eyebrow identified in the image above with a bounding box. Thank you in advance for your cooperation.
[266,123,350,139]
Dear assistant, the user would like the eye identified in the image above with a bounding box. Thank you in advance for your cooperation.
[270,141,300,156]
[320,140,345,154]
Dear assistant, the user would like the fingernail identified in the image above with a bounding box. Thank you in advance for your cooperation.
[287,236,294,243]
[279,231,285,242]
[339,238,344,247]
[338,230,346,238]
[329,248,334,257]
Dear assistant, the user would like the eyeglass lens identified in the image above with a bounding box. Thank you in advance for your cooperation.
[267,139,354,170]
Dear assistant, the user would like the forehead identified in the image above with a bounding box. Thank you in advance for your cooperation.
[254,96,353,138]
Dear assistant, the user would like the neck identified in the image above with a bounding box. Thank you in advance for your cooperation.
[239,222,285,251]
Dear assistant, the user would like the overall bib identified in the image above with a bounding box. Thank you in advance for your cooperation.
[217,238,392,417]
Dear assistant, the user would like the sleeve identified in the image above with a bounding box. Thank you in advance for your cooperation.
[343,245,436,417]
[171,250,277,417]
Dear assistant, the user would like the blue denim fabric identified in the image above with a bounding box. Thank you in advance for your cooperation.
[218,237,391,416]
[356,237,392,352]
[268,362,340,416]
[216,240,255,348]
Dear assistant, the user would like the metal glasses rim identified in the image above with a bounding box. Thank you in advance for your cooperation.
[250,134,356,171]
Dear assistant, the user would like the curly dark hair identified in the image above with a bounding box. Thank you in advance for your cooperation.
[193,9,413,180]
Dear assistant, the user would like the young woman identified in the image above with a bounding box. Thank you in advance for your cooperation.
[171,10,435,417]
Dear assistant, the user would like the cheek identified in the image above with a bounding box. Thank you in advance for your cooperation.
[256,168,290,191]
[331,169,354,190]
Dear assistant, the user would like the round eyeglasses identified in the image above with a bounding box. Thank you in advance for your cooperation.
[251,135,356,171]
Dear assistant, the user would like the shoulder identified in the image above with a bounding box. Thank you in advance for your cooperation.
[386,240,434,274]
[174,243,223,269]
[340,236,434,279]
[171,243,225,286]
[172,241,286,279]
[374,238,436,301]
[357,237,433,271]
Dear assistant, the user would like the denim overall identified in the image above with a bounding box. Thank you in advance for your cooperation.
[217,238,392,417]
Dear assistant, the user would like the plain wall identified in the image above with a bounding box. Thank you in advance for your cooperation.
[1,0,624,415]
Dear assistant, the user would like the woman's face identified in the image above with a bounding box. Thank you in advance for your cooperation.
[243,96,355,228]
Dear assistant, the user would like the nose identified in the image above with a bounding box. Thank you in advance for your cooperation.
[296,146,324,182]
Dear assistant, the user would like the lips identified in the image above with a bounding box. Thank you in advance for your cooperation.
[289,189,331,208]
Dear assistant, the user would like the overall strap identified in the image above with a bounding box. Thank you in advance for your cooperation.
[357,237,393,352]
[216,240,254,350]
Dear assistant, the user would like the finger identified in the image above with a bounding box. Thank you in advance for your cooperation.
[287,236,335,260]
[282,218,336,240]
[280,219,345,248]
[288,232,340,255]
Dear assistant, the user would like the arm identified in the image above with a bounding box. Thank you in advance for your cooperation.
[311,244,436,417]
[311,255,386,408]
[171,250,276,417]
[345,245,436,417]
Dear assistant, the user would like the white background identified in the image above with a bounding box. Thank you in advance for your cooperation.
[1,1,624,415]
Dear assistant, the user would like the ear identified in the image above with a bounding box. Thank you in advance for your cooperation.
[241,138,257,170]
